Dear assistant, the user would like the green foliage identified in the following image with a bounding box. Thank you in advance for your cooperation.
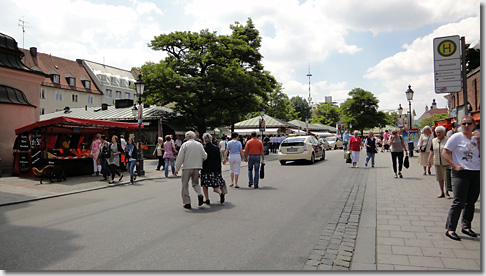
[290,96,312,121]
[466,44,480,74]
[418,113,449,129]
[340,88,385,133]
[142,18,276,135]
[310,102,341,126]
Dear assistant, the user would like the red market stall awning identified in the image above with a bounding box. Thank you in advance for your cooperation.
[15,116,142,135]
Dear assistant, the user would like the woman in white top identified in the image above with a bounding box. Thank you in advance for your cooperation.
[223,132,247,188]
[417,126,433,175]
[442,116,480,241]
[427,126,450,198]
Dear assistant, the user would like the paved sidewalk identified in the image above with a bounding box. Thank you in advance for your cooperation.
[0,155,279,206]
[304,150,481,271]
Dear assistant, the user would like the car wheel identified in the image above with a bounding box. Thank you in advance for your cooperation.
[310,153,315,164]
[280,160,286,165]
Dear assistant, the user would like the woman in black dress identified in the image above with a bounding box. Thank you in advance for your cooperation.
[201,133,225,204]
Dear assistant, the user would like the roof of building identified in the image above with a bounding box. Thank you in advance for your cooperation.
[20,48,102,95]
[0,84,36,107]
[288,120,337,132]
[417,107,448,121]
[40,104,174,122]
[83,60,137,87]
[234,114,297,128]
[0,33,44,75]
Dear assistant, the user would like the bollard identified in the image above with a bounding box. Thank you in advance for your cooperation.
[408,141,414,157]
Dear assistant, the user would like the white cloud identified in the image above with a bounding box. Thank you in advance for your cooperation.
[364,16,479,113]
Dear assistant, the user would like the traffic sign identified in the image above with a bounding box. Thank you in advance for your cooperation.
[433,35,462,93]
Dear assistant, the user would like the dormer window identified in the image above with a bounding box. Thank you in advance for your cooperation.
[120,79,126,87]
[65,73,76,86]
[80,77,91,89]
[52,74,60,83]
[110,77,118,86]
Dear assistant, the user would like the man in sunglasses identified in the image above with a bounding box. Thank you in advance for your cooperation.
[442,116,480,241]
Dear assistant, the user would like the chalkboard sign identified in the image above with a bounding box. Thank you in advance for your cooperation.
[19,152,30,172]
[31,129,42,147]
[18,133,30,151]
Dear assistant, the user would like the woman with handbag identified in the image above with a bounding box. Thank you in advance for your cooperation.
[201,133,225,204]
[417,126,433,175]
[223,132,246,188]
[427,126,450,198]
[388,130,408,178]
[349,131,362,168]
[364,131,378,167]
[124,137,138,185]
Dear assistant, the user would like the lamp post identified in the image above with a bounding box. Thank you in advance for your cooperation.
[259,108,265,142]
[398,104,403,129]
[405,84,414,157]
[135,74,145,176]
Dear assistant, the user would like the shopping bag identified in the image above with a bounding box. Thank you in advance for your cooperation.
[259,162,265,179]
[403,156,409,169]
[344,150,351,160]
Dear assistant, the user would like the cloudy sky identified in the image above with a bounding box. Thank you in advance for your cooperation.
[1,0,480,118]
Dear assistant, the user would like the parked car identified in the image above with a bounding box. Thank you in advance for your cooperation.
[278,136,325,165]
[318,138,330,150]
[326,136,343,150]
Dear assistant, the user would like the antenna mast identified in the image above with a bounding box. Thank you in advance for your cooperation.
[18,17,30,49]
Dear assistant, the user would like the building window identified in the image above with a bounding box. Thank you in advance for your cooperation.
[133,94,137,100]
[72,93,79,103]
[106,89,112,98]
[67,77,75,86]
[55,90,62,101]
[51,74,60,84]
[40,88,46,99]
[120,79,126,87]
[110,77,117,86]
[88,95,94,105]
[125,92,131,99]
[82,80,91,89]
[40,108,45,115]
[115,91,121,99]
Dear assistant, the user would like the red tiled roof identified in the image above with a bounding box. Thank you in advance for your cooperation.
[427,108,448,115]
[21,48,102,95]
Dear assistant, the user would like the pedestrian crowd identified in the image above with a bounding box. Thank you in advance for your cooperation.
[344,116,480,242]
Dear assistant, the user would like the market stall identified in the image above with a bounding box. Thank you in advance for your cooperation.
[13,116,141,177]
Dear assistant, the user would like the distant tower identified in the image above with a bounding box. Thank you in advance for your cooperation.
[431,99,437,109]
[306,65,312,105]
[325,96,332,103]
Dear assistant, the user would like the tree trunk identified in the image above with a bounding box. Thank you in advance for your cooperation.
[197,125,207,139]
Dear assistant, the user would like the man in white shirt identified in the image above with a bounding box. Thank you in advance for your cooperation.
[219,136,228,160]
[174,131,208,209]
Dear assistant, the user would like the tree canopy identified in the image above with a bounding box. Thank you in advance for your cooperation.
[141,18,276,135]
[290,96,312,121]
[340,88,385,134]
[309,102,341,126]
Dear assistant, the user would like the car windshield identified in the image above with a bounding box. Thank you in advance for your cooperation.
[326,137,336,142]
[283,138,306,143]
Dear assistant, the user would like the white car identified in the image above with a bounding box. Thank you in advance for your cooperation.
[278,136,325,165]
[326,136,344,150]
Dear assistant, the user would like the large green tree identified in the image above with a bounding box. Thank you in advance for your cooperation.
[141,18,276,135]
[340,88,385,134]
[310,102,341,126]
[264,83,297,121]
[290,96,312,121]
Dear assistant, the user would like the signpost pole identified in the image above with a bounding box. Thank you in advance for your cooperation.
[461,36,468,118]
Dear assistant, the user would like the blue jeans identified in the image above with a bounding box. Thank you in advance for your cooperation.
[164,158,175,177]
[366,151,375,166]
[247,155,261,187]
[127,160,137,183]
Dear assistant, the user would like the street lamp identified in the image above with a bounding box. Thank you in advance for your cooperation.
[259,108,265,142]
[135,74,145,176]
[398,104,403,116]
[405,85,414,130]
[405,84,414,157]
